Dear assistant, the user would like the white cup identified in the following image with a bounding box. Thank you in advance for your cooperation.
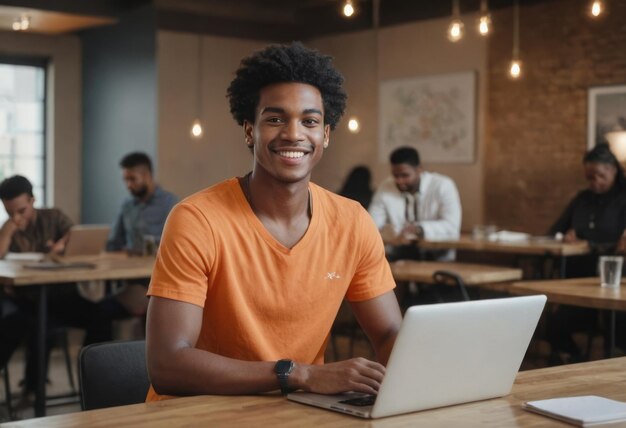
[599,256,623,289]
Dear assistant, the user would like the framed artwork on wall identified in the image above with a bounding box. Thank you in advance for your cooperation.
[378,71,476,163]
[587,84,626,150]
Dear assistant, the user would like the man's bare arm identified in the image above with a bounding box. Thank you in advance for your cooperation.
[147,296,387,396]
[0,220,17,259]
[350,290,402,365]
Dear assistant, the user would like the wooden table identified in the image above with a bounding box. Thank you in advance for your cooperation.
[418,234,590,256]
[418,234,590,278]
[390,260,522,291]
[511,278,626,357]
[0,255,155,417]
[5,357,626,427]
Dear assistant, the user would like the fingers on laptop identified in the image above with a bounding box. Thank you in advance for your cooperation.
[304,357,385,395]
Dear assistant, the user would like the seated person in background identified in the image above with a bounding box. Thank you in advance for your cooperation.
[368,146,462,261]
[146,42,402,400]
[548,143,626,363]
[105,152,178,317]
[0,175,112,396]
[338,165,374,209]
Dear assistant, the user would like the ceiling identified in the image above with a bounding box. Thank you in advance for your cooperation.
[0,0,557,40]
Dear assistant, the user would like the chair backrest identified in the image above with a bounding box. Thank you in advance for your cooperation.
[432,270,470,302]
[79,340,149,410]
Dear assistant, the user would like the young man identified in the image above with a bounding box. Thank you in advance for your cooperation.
[107,152,178,254]
[0,175,72,258]
[368,146,462,261]
[0,175,111,395]
[106,153,178,317]
[146,43,402,400]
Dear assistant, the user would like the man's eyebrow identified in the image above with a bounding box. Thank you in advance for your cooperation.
[260,107,284,114]
[260,107,323,115]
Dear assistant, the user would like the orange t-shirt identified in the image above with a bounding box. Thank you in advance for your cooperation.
[146,178,395,401]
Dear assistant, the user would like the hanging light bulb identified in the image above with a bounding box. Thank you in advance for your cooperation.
[343,0,355,17]
[190,118,203,139]
[190,36,205,140]
[590,0,603,17]
[447,0,464,42]
[509,60,522,79]
[477,0,491,36]
[509,0,522,80]
[348,117,360,133]
[478,15,491,35]
[12,19,21,31]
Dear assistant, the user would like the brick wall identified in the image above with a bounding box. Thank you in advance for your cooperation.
[485,0,626,234]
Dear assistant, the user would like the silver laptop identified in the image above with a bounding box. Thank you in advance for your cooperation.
[63,224,110,257]
[288,295,547,419]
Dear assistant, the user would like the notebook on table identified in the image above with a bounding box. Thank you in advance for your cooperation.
[288,295,547,419]
[523,396,626,427]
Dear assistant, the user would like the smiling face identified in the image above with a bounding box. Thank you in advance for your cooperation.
[2,193,35,230]
[244,82,330,185]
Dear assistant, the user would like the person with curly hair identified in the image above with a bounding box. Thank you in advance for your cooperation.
[145,42,401,400]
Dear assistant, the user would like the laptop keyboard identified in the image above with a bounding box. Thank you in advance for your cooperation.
[338,395,376,406]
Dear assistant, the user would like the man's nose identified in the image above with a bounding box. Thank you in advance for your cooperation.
[281,120,303,142]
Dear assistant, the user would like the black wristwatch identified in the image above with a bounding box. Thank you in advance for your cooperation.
[274,359,295,395]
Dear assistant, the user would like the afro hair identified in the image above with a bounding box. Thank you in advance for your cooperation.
[227,42,347,131]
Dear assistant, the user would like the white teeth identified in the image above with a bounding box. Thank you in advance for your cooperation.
[278,151,306,158]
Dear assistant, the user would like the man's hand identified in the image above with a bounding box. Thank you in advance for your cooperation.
[396,223,424,245]
[46,239,66,254]
[0,219,18,236]
[563,228,578,243]
[291,357,385,395]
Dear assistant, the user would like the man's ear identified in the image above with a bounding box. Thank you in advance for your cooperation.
[243,121,254,148]
[323,124,330,149]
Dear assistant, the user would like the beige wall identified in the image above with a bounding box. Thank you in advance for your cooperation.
[157,31,267,198]
[157,18,487,230]
[0,30,81,222]
[311,15,487,231]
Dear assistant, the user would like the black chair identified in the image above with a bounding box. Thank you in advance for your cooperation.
[432,270,471,302]
[2,365,13,420]
[78,340,149,410]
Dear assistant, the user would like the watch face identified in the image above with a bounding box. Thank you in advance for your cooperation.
[274,359,294,374]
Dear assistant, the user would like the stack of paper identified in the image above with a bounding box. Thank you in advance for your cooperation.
[492,230,530,242]
[523,395,626,426]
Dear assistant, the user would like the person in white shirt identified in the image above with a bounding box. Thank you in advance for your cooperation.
[369,146,462,261]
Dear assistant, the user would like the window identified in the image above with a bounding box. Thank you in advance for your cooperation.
[0,58,47,222]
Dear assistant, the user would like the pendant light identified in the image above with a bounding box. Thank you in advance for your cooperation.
[478,0,491,36]
[590,0,604,17]
[509,0,522,79]
[447,0,464,42]
[342,0,355,18]
[190,35,204,139]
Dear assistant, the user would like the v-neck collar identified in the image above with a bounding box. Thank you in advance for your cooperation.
[231,177,320,255]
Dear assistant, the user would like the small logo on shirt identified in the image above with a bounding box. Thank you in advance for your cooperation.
[325,272,342,280]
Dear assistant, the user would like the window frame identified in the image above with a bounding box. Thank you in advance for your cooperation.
[0,54,49,206]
